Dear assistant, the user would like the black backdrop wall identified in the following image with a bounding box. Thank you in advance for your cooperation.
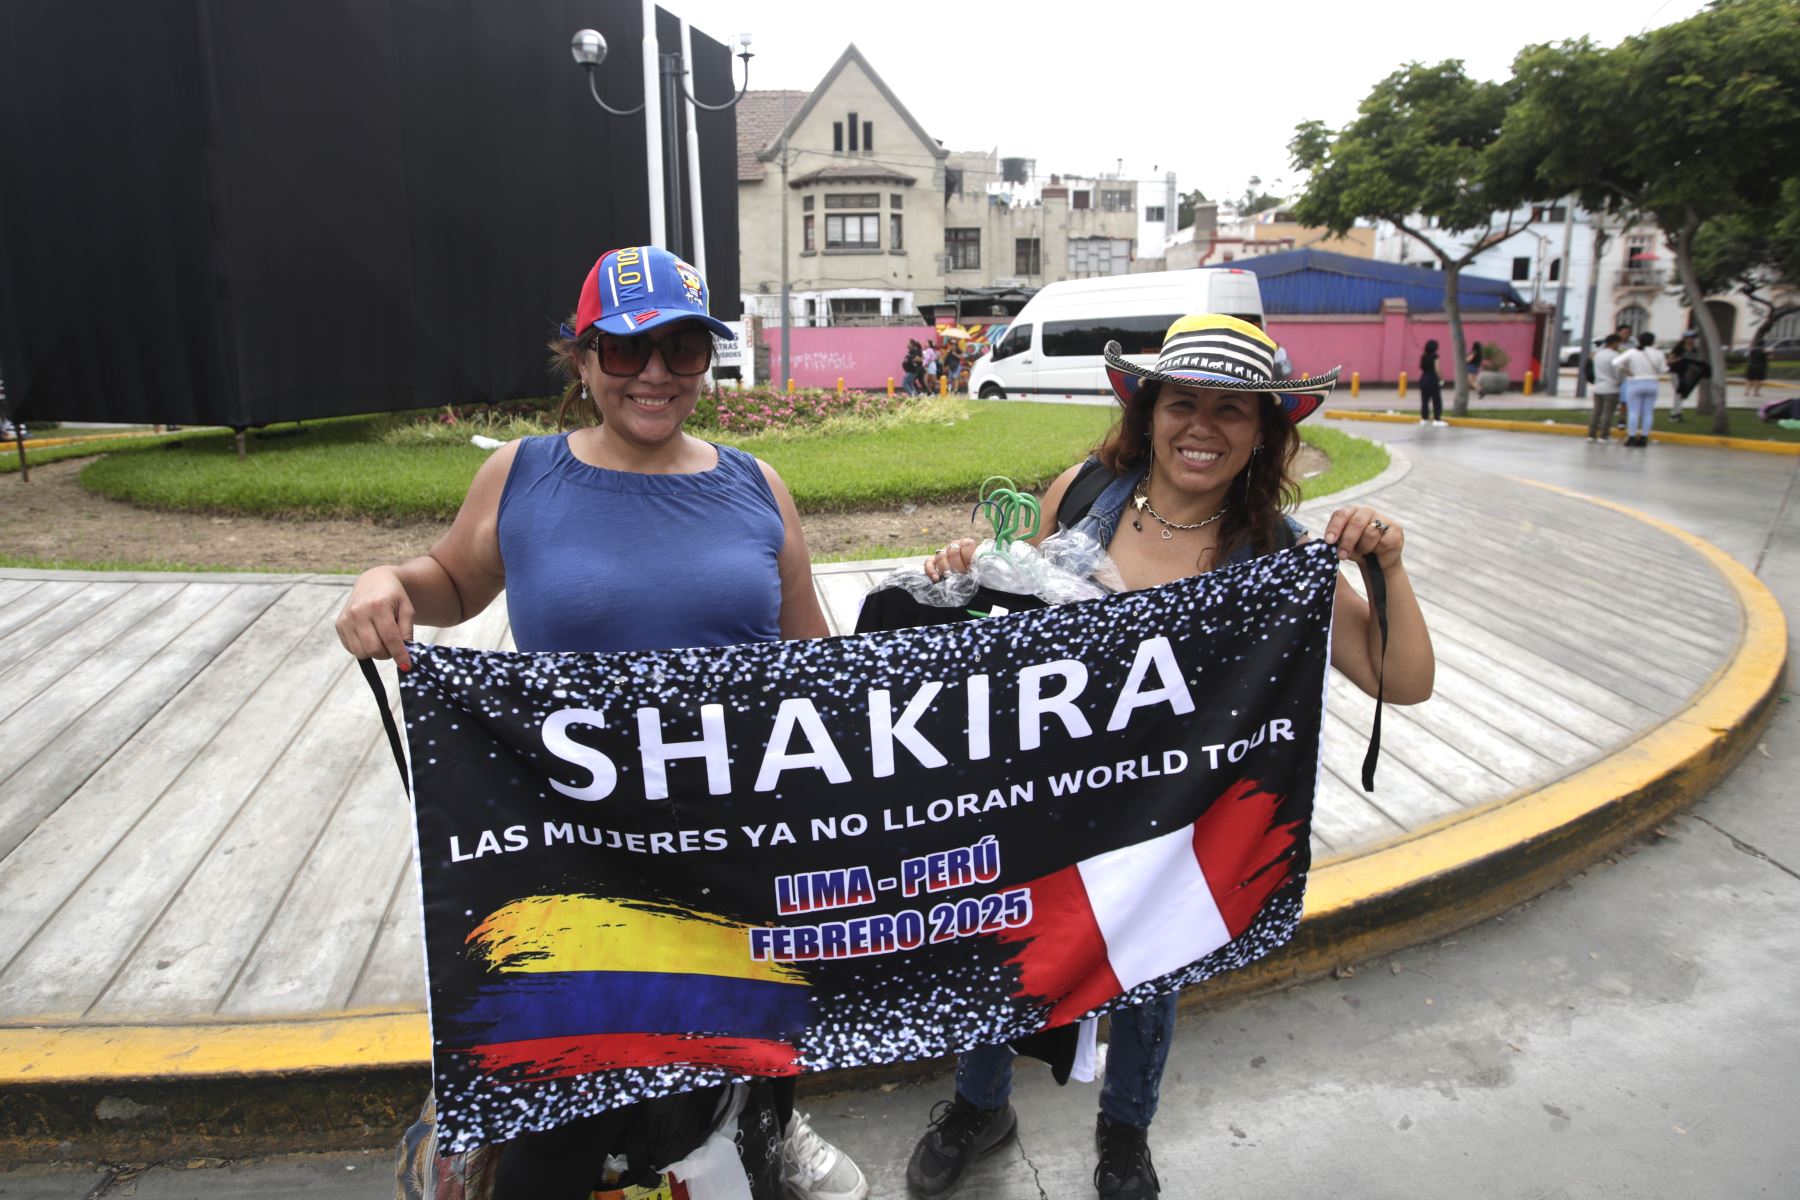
[0,0,739,427]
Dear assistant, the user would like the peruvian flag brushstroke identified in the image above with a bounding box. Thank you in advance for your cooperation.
[1002,778,1302,1026]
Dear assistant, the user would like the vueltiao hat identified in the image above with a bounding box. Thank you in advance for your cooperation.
[1104,313,1340,424]
[562,245,735,341]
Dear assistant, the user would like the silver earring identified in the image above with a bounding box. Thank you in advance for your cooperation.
[581,383,590,402]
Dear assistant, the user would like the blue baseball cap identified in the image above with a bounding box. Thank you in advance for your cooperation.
[569,245,734,341]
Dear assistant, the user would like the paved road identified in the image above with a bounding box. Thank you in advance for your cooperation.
[3,423,1795,1198]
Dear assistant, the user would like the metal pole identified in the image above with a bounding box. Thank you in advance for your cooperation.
[660,57,684,257]
[678,21,706,279]
[640,0,665,247]
[779,133,790,389]
[1545,198,1576,395]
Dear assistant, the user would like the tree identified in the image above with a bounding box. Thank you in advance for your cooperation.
[1176,188,1210,231]
[1290,62,1547,413]
[1500,0,1800,433]
[1691,178,1800,349]
[1234,176,1284,217]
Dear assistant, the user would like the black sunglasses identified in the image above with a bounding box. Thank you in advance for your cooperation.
[594,328,714,377]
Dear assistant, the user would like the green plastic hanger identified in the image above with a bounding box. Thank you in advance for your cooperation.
[970,476,1041,560]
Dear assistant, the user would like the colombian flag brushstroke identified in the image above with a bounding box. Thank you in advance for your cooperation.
[445,895,811,1081]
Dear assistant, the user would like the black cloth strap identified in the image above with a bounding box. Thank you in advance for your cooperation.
[1359,553,1390,792]
[359,658,411,790]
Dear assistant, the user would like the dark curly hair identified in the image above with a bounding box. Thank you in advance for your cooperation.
[1091,380,1302,561]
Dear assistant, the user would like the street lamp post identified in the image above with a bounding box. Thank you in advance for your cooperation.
[569,18,752,262]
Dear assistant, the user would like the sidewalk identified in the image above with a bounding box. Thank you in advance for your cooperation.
[0,444,1785,1163]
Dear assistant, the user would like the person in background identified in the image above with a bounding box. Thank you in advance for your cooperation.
[1587,333,1624,443]
[1418,339,1445,426]
[942,345,964,394]
[1745,340,1770,400]
[903,340,926,396]
[1465,340,1483,379]
[1617,331,1665,448]
[336,245,867,1200]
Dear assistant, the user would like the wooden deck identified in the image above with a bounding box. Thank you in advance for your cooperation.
[0,453,1743,1030]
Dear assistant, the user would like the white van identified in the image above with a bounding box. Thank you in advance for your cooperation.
[967,268,1265,401]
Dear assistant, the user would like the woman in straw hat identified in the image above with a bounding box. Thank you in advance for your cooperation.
[909,313,1435,1200]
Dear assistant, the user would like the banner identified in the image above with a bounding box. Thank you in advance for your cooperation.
[397,542,1339,1151]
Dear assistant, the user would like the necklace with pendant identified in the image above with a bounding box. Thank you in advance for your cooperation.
[1133,478,1227,540]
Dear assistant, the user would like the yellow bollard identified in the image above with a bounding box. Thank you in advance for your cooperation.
[940,374,948,397]
[1397,370,1407,399]
[837,376,845,396]
[887,376,895,397]
[1524,370,1535,396]
[787,378,796,394]
[1351,371,1361,398]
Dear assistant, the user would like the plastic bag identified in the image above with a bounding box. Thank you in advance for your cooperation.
[868,524,1124,610]
[395,1091,498,1200]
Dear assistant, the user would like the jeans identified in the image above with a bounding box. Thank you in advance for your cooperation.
[1588,392,1620,440]
[955,993,1180,1130]
[1623,379,1657,438]
[1419,377,1442,421]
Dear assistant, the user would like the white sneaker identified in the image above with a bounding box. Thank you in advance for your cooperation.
[783,1112,869,1200]
[1418,418,1429,424]
[1432,419,1450,426]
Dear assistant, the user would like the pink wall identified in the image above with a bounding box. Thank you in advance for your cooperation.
[1269,304,1544,385]
[758,327,922,389]
[757,305,1544,390]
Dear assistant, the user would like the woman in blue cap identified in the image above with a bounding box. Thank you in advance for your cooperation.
[338,246,866,1200]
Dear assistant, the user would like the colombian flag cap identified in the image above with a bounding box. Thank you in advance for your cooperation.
[1104,313,1340,424]
[567,245,735,341]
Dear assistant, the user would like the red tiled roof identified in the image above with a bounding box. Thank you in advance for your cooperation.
[737,90,808,181]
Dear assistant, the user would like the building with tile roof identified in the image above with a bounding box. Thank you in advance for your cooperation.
[736,46,1141,331]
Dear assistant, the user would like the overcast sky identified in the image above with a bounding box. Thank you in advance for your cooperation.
[662,0,1706,207]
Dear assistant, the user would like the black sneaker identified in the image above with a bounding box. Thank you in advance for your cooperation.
[905,1095,1016,1195]
[1094,1115,1159,1198]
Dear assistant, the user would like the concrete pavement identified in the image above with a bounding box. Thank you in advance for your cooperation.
[2,422,1794,1196]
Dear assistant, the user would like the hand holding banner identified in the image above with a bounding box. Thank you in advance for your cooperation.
[385,541,1339,1151]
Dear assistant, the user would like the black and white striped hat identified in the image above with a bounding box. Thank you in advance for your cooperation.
[1104,313,1339,423]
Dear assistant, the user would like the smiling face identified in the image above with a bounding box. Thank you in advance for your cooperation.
[1147,382,1264,503]
[576,319,708,449]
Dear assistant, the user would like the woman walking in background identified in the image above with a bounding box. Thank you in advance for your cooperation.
[1745,341,1770,400]
[1617,331,1666,448]
[1419,339,1446,426]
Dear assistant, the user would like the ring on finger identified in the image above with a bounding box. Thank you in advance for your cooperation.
[1371,519,1390,533]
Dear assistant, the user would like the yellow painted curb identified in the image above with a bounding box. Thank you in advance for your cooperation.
[0,431,159,454]
[0,1010,429,1084]
[1324,409,1800,455]
[1,485,1783,1087]
[1305,477,1785,917]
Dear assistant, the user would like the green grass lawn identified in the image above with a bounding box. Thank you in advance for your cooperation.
[71,403,1390,519]
[1465,406,1800,442]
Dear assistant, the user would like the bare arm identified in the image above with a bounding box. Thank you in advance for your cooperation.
[335,440,517,668]
[1316,507,1434,705]
[760,460,830,640]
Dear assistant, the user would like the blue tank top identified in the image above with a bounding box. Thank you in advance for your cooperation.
[496,435,785,653]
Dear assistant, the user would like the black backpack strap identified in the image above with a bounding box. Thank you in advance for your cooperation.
[1056,458,1117,529]
[359,658,411,790]
[1359,553,1390,792]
